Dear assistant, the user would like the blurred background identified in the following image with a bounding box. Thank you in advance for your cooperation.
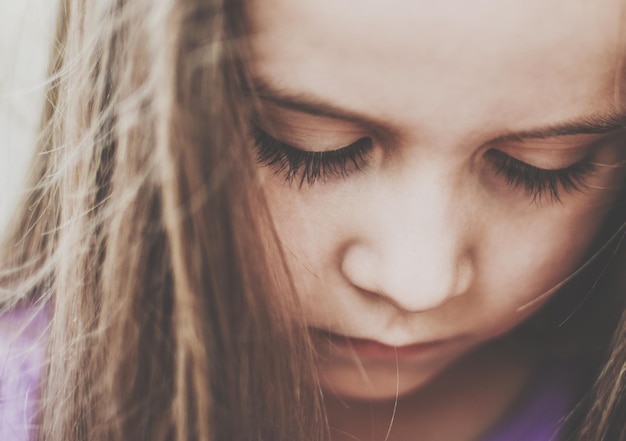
[0,1,57,234]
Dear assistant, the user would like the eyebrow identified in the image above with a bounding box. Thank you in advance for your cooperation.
[251,78,626,142]
[251,78,391,133]
[493,111,626,143]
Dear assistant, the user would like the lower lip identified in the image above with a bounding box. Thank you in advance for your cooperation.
[316,331,450,360]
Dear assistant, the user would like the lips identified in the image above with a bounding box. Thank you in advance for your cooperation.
[313,329,450,359]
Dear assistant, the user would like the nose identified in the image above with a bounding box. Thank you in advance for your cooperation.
[340,168,474,313]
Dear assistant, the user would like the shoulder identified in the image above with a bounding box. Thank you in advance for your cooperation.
[0,305,48,441]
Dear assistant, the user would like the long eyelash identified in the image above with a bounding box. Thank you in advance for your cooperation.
[486,149,597,203]
[251,126,373,186]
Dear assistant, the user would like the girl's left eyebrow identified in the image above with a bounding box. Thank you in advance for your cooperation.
[251,77,626,143]
[492,110,626,143]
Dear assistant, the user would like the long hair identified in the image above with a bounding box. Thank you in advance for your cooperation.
[2,0,626,440]
[573,308,626,441]
[0,0,327,440]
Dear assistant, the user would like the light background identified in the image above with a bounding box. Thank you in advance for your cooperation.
[0,1,57,234]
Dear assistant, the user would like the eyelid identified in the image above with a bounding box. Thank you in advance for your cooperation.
[250,125,374,185]
[493,142,598,170]
[485,149,596,203]
[253,111,371,152]
[253,124,370,153]
[275,133,372,155]
[490,130,619,160]
[486,148,592,172]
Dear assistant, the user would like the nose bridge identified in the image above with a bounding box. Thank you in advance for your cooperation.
[341,163,474,312]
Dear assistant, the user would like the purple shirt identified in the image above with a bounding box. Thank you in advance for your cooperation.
[0,306,48,441]
[480,362,580,441]
[0,308,579,441]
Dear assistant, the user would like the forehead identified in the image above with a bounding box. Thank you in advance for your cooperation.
[247,0,626,141]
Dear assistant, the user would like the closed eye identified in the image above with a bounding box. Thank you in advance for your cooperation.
[251,126,374,186]
[485,149,597,203]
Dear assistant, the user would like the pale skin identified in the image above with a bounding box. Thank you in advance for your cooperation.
[248,1,626,440]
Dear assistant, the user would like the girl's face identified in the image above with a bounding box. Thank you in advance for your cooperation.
[248,0,626,400]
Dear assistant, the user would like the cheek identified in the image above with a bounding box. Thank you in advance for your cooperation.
[473,200,615,334]
[265,190,334,262]
[261,167,355,265]
[262,182,355,313]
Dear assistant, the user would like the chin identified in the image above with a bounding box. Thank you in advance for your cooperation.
[319,362,441,402]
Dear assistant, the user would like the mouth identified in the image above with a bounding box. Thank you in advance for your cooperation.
[312,329,453,360]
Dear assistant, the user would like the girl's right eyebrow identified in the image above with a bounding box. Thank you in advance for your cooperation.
[250,77,393,134]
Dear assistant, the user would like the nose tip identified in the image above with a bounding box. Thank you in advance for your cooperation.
[341,243,473,313]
